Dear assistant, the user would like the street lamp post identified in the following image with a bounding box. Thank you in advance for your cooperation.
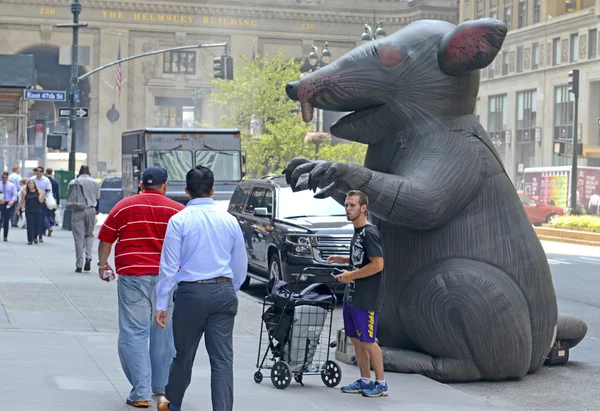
[361,21,387,44]
[56,0,87,179]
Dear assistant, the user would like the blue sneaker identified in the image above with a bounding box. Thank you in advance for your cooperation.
[362,381,389,397]
[341,379,374,394]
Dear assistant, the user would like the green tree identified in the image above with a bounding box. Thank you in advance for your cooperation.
[211,51,313,177]
[211,51,368,177]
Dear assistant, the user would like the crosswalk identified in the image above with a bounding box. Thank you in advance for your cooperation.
[547,256,600,265]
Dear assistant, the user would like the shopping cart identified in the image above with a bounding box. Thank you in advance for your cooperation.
[253,267,343,389]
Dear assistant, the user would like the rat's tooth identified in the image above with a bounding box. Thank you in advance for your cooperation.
[301,102,314,123]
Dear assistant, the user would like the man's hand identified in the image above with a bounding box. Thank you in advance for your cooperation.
[327,255,347,265]
[334,270,354,283]
[98,264,115,282]
[155,310,168,329]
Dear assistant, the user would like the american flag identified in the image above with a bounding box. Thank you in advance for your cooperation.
[115,42,122,98]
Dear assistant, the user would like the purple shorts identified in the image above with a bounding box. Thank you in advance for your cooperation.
[342,304,378,343]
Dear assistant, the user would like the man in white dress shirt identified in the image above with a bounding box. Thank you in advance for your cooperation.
[155,165,247,411]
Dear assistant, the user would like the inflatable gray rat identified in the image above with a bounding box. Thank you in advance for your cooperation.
[284,18,588,382]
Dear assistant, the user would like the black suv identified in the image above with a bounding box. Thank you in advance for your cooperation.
[228,175,353,290]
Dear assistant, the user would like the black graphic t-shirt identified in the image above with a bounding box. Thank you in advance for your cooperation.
[343,224,384,312]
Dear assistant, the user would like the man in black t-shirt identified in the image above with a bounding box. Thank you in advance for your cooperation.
[328,190,387,398]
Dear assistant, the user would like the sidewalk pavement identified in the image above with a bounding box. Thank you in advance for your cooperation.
[0,225,503,411]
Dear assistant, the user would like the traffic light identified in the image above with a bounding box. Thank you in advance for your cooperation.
[225,56,234,80]
[46,133,66,151]
[213,56,224,79]
[568,69,579,97]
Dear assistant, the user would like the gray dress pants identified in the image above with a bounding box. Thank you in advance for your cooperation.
[165,281,238,411]
[71,207,96,268]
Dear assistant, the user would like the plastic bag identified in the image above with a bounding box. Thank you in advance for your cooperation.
[55,207,63,227]
[46,193,57,210]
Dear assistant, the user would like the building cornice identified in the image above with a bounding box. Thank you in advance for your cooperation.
[0,0,458,25]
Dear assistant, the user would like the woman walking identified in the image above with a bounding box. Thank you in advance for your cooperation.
[16,180,45,244]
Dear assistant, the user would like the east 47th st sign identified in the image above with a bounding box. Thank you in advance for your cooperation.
[24,90,66,102]
[58,108,89,118]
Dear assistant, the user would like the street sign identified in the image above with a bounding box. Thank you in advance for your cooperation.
[58,107,89,118]
[73,88,80,102]
[24,90,66,102]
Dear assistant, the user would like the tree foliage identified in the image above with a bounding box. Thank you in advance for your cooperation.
[210,51,367,178]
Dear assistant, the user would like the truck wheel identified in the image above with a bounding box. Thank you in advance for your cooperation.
[269,254,282,282]
[546,213,559,223]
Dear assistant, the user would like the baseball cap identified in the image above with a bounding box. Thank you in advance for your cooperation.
[142,166,168,186]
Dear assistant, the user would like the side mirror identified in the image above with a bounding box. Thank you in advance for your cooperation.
[254,207,271,217]
[133,170,141,179]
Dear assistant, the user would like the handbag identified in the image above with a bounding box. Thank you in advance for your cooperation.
[46,192,57,210]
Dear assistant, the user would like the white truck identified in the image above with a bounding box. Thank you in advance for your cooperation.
[121,127,244,205]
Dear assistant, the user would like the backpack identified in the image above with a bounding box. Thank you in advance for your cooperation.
[65,180,87,211]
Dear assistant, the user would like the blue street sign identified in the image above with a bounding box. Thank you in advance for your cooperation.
[24,90,67,102]
[73,89,80,102]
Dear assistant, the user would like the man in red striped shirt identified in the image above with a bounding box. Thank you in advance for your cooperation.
[97,166,184,409]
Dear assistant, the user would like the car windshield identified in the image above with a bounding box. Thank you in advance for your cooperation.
[146,149,193,181]
[101,175,122,189]
[278,188,345,218]
[195,150,241,182]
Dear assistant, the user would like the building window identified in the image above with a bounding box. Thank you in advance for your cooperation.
[163,51,196,74]
[154,97,197,128]
[517,46,524,72]
[553,85,574,166]
[516,90,537,179]
[565,0,576,13]
[532,42,539,69]
[533,0,540,23]
[504,6,512,30]
[502,51,509,75]
[589,29,597,59]
[488,94,508,159]
[474,98,480,122]
[553,38,561,66]
[570,34,579,62]
[518,1,527,28]
[488,59,495,78]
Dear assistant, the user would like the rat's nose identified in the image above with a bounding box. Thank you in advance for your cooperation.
[286,81,299,101]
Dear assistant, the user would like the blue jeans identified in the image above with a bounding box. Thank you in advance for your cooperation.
[117,275,175,402]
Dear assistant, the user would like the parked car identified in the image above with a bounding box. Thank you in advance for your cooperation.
[518,193,564,225]
[228,175,354,290]
[98,173,122,214]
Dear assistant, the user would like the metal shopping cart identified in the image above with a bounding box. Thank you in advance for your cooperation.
[253,267,343,389]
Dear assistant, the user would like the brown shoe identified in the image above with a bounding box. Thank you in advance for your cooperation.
[126,399,150,408]
[156,396,170,411]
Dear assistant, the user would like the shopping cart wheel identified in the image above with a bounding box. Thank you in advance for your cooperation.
[321,360,342,387]
[271,361,292,389]
[254,371,263,384]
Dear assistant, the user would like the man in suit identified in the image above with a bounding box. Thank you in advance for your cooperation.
[45,168,60,236]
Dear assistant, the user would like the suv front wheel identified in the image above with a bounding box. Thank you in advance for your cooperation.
[269,254,283,282]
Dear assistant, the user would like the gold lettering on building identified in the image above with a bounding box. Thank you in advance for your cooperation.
[100,11,255,26]
[301,23,316,30]
[39,7,56,16]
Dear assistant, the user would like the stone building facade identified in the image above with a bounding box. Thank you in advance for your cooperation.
[0,0,458,175]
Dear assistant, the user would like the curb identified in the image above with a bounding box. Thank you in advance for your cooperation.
[535,226,600,247]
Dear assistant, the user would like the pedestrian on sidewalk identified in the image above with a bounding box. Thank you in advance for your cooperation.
[45,167,60,236]
[0,171,18,241]
[327,190,388,398]
[29,166,52,243]
[97,166,184,409]
[155,166,248,411]
[66,165,100,273]
[8,165,22,227]
[15,180,45,244]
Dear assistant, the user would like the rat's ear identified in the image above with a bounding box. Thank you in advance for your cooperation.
[438,18,507,76]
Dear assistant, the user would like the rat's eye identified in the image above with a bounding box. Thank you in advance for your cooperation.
[375,44,404,67]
